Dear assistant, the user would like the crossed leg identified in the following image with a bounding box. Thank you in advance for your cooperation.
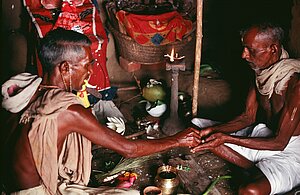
[211,145,271,195]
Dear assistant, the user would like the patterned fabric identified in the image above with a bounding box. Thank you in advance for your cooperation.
[116,10,193,46]
[41,0,84,9]
[23,0,110,90]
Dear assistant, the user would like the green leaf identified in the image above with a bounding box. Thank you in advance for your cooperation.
[202,175,232,195]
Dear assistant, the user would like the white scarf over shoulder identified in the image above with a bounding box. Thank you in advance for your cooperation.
[255,48,300,99]
[1,73,42,113]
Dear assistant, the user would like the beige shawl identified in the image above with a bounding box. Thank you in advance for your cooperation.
[256,48,300,98]
[20,89,92,195]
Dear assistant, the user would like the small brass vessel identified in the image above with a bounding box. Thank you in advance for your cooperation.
[154,165,180,195]
[143,186,162,195]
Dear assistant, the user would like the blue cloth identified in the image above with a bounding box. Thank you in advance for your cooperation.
[88,86,118,105]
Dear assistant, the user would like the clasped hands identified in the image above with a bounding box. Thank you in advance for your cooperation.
[174,127,229,153]
[176,127,229,153]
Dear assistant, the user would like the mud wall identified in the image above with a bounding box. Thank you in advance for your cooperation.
[1,0,300,84]
[290,0,300,58]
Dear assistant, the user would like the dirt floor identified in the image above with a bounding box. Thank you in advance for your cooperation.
[89,58,244,194]
[90,58,300,194]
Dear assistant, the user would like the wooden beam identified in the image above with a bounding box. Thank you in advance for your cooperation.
[192,0,203,117]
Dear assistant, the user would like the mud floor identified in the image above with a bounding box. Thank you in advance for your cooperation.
[90,61,300,194]
[90,68,241,194]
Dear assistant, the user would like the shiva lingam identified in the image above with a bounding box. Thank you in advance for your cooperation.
[162,48,186,136]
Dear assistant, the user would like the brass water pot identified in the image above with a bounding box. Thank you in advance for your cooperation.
[154,165,180,195]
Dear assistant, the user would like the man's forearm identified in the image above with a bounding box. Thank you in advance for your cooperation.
[211,114,254,133]
[227,136,283,151]
[128,138,179,158]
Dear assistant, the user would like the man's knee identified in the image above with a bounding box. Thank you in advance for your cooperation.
[239,183,268,195]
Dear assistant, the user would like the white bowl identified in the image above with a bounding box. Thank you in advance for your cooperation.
[145,101,167,117]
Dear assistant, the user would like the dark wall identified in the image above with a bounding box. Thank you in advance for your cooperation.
[1,0,30,84]
[203,0,293,73]
[200,0,293,115]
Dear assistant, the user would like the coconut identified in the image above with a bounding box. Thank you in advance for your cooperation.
[142,79,166,102]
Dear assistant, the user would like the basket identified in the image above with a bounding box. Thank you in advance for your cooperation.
[107,22,195,66]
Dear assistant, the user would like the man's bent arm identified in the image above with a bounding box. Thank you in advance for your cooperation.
[224,78,300,150]
[208,86,258,134]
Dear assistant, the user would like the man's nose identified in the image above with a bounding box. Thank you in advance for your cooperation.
[241,47,250,59]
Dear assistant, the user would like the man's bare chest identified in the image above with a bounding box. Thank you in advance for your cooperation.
[260,93,285,117]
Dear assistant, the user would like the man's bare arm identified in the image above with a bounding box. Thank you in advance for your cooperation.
[196,86,258,139]
[193,77,300,151]
[58,105,201,158]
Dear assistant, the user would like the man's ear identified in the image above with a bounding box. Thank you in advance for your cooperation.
[270,44,280,54]
[59,61,70,74]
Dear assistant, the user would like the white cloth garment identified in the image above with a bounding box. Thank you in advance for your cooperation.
[1,73,42,113]
[57,182,139,195]
[255,48,300,99]
[226,126,300,195]
[92,100,126,122]
[10,185,48,195]
[192,118,300,195]
[10,182,140,195]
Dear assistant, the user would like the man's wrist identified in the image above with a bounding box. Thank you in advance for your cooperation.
[209,127,215,134]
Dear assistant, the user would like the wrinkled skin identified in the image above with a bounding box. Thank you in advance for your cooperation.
[0,46,201,193]
[190,26,300,195]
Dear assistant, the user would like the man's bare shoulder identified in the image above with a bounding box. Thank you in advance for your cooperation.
[64,104,92,117]
[57,104,98,134]
[287,73,300,92]
[284,73,300,110]
[56,104,92,124]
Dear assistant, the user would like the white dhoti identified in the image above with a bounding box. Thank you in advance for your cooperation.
[9,183,139,195]
[192,118,300,194]
[57,182,139,195]
[10,185,48,195]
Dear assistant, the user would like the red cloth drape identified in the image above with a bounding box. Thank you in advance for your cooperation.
[116,10,193,46]
[24,0,110,90]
